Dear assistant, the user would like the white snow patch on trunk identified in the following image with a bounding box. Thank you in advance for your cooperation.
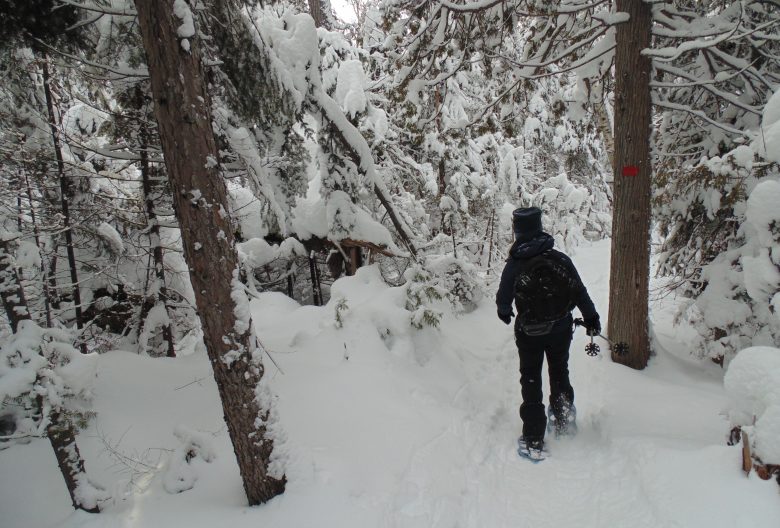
[173,0,195,52]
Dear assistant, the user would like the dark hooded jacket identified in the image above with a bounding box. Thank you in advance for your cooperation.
[495,233,597,335]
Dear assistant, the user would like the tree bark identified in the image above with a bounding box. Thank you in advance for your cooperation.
[47,412,100,513]
[608,0,652,369]
[309,251,323,305]
[308,0,327,29]
[347,247,361,276]
[134,0,285,504]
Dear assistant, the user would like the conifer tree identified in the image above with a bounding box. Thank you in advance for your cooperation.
[608,0,653,369]
[650,1,780,362]
[133,0,285,505]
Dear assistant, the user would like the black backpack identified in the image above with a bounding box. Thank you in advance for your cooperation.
[514,250,579,335]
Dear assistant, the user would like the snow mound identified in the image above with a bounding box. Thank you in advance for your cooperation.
[0,321,97,414]
[745,179,780,249]
[292,191,402,253]
[335,60,367,119]
[97,222,124,256]
[758,88,780,163]
[688,178,780,361]
[3,241,780,527]
[237,237,305,269]
[724,346,780,464]
[163,425,217,494]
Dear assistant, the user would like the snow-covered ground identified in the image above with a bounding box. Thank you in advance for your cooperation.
[2,239,778,527]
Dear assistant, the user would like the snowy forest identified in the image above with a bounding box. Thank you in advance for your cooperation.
[1,0,779,526]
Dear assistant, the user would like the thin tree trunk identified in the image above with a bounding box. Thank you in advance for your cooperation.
[139,112,175,358]
[347,247,361,276]
[286,274,294,299]
[1,238,98,512]
[438,158,447,235]
[0,239,30,332]
[47,412,100,513]
[48,252,60,309]
[309,251,322,306]
[608,0,652,369]
[450,217,458,259]
[134,0,285,504]
[16,186,23,232]
[584,78,615,171]
[438,159,446,190]
[594,99,614,171]
[41,59,87,354]
[486,208,496,271]
[23,171,53,327]
[372,182,417,258]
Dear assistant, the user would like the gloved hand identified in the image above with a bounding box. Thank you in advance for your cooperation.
[498,310,513,325]
[583,315,601,337]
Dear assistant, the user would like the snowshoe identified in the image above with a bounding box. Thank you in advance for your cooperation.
[547,404,577,438]
[517,437,547,462]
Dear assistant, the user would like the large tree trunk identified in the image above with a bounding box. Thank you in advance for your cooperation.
[134,0,285,504]
[308,0,328,29]
[608,0,653,369]
[0,238,99,513]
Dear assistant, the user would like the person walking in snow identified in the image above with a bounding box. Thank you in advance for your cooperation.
[496,207,600,457]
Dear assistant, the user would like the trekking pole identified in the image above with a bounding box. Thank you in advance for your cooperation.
[595,332,629,357]
[573,319,629,357]
[573,318,600,356]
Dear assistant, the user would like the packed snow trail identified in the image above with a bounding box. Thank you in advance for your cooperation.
[1,240,778,528]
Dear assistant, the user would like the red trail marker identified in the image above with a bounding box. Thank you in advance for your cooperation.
[622,165,639,177]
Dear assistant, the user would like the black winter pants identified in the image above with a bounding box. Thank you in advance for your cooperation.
[515,329,574,441]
